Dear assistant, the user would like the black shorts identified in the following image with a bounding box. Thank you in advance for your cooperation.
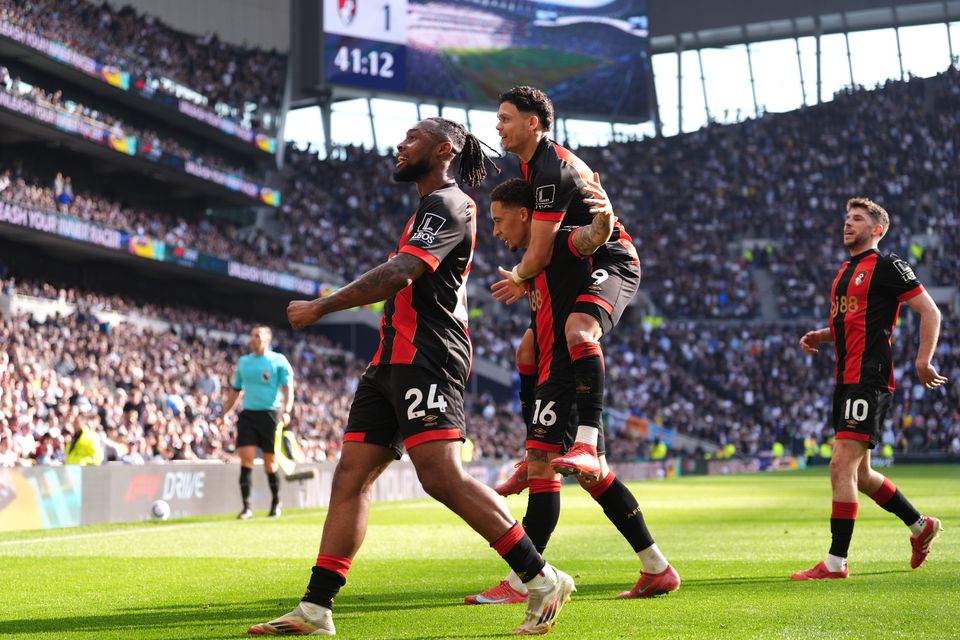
[526,380,606,457]
[237,409,281,452]
[831,384,892,449]
[572,259,640,335]
[345,365,465,459]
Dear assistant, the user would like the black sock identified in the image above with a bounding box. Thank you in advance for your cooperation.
[303,554,351,610]
[518,365,536,427]
[267,471,280,505]
[881,490,922,527]
[239,466,252,509]
[870,478,922,527]
[570,342,604,430]
[828,501,858,558]
[522,480,561,554]
[591,474,654,552]
[303,567,345,610]
[492,522,546,583]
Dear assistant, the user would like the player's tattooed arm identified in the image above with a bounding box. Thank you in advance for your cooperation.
[571,210,614,256]
[288,254,427,329]
[575,171,615,255]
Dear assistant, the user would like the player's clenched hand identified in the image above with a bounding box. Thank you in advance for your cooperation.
[915,360,948,389]
[491,267,527,304]
[287,299,321,330]
[799,331,821,353]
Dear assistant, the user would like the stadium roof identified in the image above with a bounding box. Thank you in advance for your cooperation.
[649,0,960,52]
[116,0,960,56]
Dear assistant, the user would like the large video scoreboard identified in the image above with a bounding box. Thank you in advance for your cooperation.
[320,0,650,121]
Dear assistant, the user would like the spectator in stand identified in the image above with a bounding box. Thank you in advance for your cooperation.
[0,0,284,132]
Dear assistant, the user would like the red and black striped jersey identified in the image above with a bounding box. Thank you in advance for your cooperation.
[829,249,924,390]
[519,137,638,266]
[528,226,592,386]
[370,183,476,389]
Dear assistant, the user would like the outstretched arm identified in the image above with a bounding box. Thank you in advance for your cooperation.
[288,253,427,329]
[906,289,948,388]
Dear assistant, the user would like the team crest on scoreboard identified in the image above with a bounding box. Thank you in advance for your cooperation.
[338,0,357,26]
[855,271,866,286]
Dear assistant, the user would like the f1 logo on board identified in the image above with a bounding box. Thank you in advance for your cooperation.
[124,475,162,502]
[536,184,556,209]
[338,0,357,26]
[411,213,446,245]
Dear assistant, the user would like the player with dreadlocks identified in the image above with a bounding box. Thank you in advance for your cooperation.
[249,118,576,637]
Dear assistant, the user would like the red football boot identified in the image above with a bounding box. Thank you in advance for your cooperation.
[910,516,943,569]
[495,458,529,496]
[790,561,849,580]
[616,565,681,598]
[464,579,528,605]
[551,442,601,480]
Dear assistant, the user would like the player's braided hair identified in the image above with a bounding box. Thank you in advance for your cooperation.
[426,117,501,188]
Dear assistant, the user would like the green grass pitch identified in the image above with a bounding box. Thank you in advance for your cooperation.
[1,465,957,639]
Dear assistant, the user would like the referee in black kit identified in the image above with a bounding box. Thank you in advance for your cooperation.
[221,326,294,519]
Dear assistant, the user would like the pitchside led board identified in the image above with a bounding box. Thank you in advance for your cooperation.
[322,0,650,122]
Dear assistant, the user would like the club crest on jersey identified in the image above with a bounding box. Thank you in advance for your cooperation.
[338,0,357,25]
[536,184,556,209]
[892,259,916,282]
[261,371,271,382]
[855,271,866,286]
[411,213,446,245]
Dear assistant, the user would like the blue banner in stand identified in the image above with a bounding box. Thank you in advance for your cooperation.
[0,200,319,296]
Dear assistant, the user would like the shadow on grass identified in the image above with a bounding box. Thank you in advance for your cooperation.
[0,587,477,637]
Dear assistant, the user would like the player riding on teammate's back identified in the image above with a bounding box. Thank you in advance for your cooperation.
[492,86,641,481]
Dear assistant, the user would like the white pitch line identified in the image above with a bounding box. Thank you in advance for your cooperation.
[0,510,327,547]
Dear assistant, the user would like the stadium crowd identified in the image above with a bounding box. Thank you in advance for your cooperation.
[5,65,955,329]
[0,65,258,180]
[0,0,284,132]
[0,163,287,272]
[3,56,958,466]
[1,270,957,468]
[0,276,531,467]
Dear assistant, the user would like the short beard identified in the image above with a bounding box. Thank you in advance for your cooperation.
[393,157,431,182]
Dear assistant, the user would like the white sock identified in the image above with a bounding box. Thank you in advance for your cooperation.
[909,516,926,536]
[524,563,555,590]
[824,553,847,572]
[506,570,528,594]
[298,601,331,619]
[574,426,599,447]
[637,543,669,574]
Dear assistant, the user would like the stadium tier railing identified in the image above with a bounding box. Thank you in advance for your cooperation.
[0,20,278,154]
[0,197,318,296]
[0,83,281,207]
